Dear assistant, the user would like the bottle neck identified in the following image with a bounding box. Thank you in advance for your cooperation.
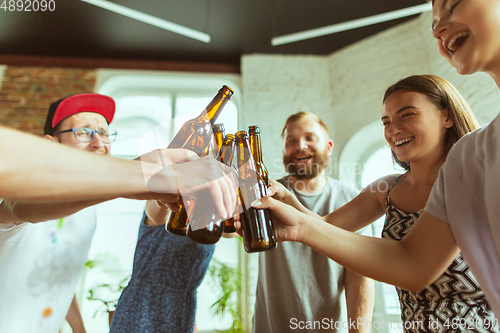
[235,134,257,181]
[249,132,269,185]
[250,133,264,164]
[204,89,232,124]
[219,140,234,165]
[213,131,225,154]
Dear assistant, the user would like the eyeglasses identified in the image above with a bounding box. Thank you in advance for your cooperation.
[54,127,117,143]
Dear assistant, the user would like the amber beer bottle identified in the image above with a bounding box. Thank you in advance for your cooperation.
[187,134,235,244]
[219,133,237,233]
[212,123,225,159]
[235,131,276,252]
[248,125,269,186]
[166,86,234,236]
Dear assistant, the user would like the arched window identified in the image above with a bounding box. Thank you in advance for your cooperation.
[339,120,404,332]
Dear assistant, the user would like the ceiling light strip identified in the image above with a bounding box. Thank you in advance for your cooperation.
[271,3,432,46]
[81,0,211,43]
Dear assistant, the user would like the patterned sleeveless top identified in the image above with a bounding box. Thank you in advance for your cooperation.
[382,176,499,333]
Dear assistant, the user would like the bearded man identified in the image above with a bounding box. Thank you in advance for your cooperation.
[252,112,374,333]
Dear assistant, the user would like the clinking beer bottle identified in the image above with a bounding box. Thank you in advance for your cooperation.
[249,125,269,187]
[219,133,237,233]
[212,123,225,157]
[187,134,235,244]
[235,131,276,253]
[166,86,234,236]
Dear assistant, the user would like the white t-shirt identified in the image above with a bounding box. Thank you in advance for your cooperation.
[425,111,500,318]
[0,207,96,333]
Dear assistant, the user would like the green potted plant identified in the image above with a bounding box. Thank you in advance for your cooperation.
[84,252,130,326]
[207,258,243,333]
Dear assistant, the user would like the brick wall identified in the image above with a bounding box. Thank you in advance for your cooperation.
[241,11,500,179]
[0,67,97,135]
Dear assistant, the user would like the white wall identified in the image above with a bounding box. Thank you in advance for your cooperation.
[241,11,500,181]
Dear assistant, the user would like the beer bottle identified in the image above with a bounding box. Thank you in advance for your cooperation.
[167,86,233,154]
[248,125,269,186]
[212,123,225,156]
[219,133,238,233]
[187,134,235,244]
[166,86,234,236]
[235,131,276,253]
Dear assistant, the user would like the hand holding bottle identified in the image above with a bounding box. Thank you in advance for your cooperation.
[177,156,238,221]
[266,178,288,200]
[146,155,237,221]
[235,195,304,243]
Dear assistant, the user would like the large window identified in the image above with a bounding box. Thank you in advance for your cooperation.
[77,71,241,333]
[360,146,404,327]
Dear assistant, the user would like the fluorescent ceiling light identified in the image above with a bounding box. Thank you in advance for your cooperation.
[271,3,432,46]
[81,0,210,43]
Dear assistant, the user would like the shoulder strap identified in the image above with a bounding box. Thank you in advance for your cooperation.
[386,174,404,205]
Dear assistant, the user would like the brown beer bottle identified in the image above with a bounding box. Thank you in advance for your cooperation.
[187,134,235,244]
[220,133,238,233]
[235,131,276,253]
[166,86,234,236]
[248,125,269,187]
[212,123,225,157]
[167,86,233,154]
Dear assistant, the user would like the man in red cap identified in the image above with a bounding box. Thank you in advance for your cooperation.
[0,93,236,333]
[0,93,119,333]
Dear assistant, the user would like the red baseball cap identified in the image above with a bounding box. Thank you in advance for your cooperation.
[44,93,115,135]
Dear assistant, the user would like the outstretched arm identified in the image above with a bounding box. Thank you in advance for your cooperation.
[269,175,395,232]
[249,197,459,292]
[0,199,105,225]
[0,146,187,224]
[323,174,401,232]
[0,127,177,201]
[0,129,236,222]
[0,127,237,220]
[65,295,86,333]
[344,270,374,333]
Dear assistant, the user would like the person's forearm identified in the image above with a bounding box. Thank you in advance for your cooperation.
[144,200,170,225]
[0,127,174,201]
[324,188,386,232]
[65,295,86,333]
[345,270,375,333]
[0,199,106,224]
[298,212,459,292]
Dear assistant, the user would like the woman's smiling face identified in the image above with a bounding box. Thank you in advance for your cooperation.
[382,90,452,166]
[432,0,500,76]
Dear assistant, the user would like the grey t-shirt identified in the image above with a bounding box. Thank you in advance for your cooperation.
[425,111,500,318]
[252,176,370,333]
